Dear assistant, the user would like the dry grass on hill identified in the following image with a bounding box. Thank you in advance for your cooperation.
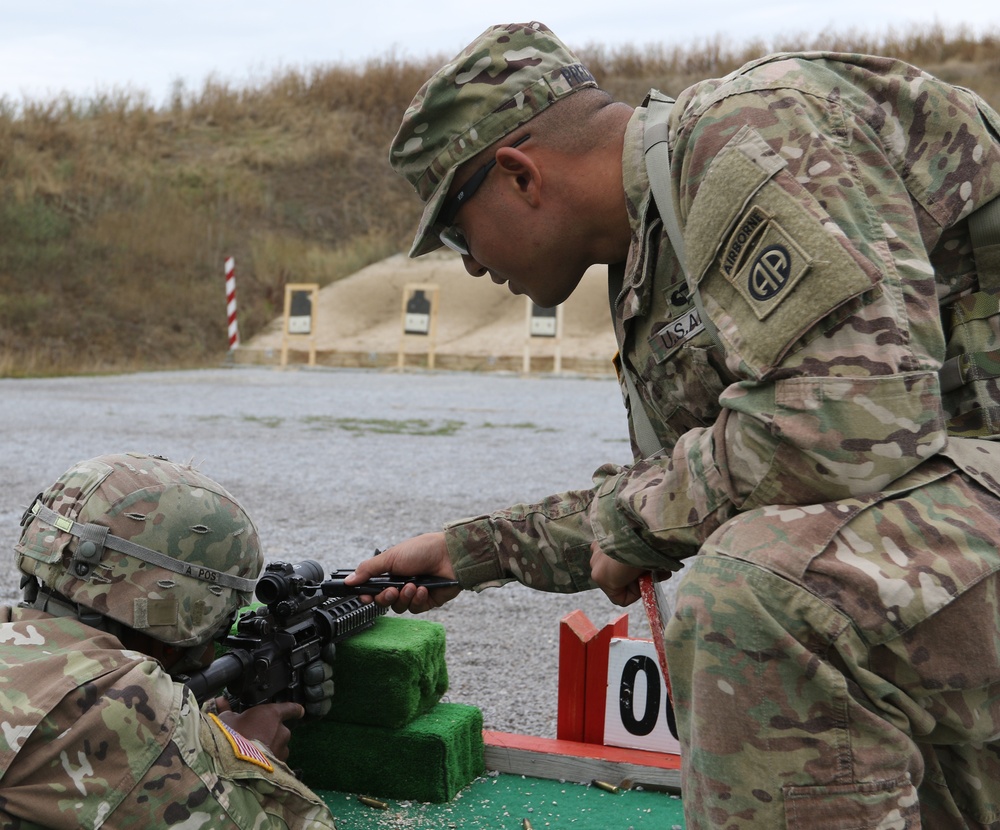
[1,24,998,377]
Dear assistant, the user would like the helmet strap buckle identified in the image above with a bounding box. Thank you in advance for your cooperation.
[19,495,43,528]
[71,522,110,578]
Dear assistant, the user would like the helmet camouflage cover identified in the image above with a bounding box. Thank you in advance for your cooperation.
[16,452,263,647]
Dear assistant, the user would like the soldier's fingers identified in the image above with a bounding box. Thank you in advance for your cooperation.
[303,661,333,685]
[346,550,394,583]
[374,586,401,608]
[304,679,334,703]
[272,701,306,723]
[391,585,427,614]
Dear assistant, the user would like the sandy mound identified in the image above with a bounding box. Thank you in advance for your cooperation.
[240,252,618,373]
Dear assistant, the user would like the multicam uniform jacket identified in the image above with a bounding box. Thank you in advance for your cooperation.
[0,608,336,830]
[443,51,1000,595]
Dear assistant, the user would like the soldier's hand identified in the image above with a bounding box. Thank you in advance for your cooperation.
[347,533,461,614]
[590,542,646,607]
[302,642,336,719]
[217,700,304,762]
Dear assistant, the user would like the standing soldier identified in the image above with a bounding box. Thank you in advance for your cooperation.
[350,21,1000,829]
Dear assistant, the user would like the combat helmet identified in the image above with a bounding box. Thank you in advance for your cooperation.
[16,452,263,648]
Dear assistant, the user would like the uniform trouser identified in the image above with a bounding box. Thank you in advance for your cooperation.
[665,465,1000,829]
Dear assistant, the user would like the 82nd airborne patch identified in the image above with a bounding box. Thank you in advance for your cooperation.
[723,205,812,321]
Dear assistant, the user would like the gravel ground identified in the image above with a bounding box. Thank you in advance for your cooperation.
[0,365,655,737]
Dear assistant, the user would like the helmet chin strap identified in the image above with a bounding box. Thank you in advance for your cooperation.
[20,575,208,678]
[21,576,122,636]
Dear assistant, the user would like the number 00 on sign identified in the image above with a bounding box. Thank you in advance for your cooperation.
[603,637,681,755]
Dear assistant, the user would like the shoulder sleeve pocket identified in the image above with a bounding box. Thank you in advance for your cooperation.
[684,126,880,378]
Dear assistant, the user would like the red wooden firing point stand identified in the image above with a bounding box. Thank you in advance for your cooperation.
[483,610,681,790]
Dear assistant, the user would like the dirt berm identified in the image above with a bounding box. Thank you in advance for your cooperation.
[236,252,618,375]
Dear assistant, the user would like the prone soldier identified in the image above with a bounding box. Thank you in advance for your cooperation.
[0,452,338,829]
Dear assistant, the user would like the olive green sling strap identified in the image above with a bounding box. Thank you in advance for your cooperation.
[608,91,709,459]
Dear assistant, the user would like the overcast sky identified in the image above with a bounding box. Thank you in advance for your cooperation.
[1,1,997,106]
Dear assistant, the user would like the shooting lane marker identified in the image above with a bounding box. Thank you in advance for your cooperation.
[603,638,681,755]
[280,283,320,367]
[523,298,564,374]
[398,283,440,369]
[224,256,240,351]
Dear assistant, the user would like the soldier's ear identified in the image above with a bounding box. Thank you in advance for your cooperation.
[495,147,542,207]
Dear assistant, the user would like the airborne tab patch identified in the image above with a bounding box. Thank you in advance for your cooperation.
[727,217,812,321]
[721,205,770,278]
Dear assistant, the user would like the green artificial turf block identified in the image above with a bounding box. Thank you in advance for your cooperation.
[214,610,448,729]
[330,615,448,728]
[289,702,486,803]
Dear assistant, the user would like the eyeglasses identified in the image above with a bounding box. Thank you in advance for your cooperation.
[438,134,530,255]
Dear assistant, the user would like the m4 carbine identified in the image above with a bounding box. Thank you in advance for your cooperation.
[183,559,458,709]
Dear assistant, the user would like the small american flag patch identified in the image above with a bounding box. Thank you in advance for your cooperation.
[209,713,274,772]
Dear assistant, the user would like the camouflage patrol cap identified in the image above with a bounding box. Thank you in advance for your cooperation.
[390,21,597,257]
[16,452,264,647]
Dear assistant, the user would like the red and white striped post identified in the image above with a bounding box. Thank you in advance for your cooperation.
[224,256,240,351]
